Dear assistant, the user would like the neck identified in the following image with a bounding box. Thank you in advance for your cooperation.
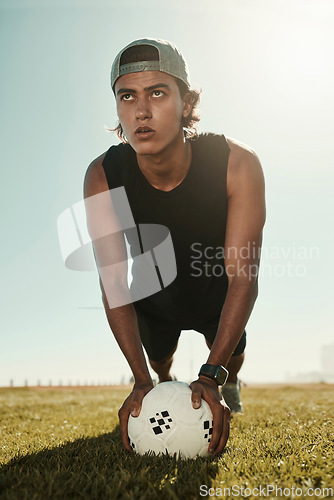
[136,132,191,192]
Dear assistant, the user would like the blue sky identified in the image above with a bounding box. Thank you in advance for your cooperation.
[1,0,333,386]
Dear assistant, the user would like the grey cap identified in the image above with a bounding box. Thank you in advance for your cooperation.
[111,38,190,91]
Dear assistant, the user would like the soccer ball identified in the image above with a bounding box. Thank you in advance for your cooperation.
[127,381,213,458]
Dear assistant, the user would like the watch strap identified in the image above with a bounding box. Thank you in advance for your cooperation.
[198,363,229,386]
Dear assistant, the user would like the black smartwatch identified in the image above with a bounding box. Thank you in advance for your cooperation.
[198,364,229,386]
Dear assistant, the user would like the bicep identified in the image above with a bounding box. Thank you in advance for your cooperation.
[83,160,129,288]
[84,158,123,240]
[224,152,266,281]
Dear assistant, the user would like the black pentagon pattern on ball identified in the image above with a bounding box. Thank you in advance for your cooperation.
[203,420,213,443]
[148,410,173,435]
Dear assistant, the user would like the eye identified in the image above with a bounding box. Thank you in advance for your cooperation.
[121,94,133,101]
[152,90,164,98]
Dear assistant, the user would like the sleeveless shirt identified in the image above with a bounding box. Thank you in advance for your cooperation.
[102,133,230,326]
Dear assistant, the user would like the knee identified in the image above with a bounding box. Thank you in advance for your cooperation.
[149,345,177,368]
[150,355,172,370]
[227,352,245,367]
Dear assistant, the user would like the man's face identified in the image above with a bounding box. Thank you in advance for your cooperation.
[114,71,188,156]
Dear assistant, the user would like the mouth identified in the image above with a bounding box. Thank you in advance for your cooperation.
[135,126,155,139]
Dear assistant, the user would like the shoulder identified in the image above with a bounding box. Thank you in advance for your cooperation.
[226,137,265,197]
[84,142,134,198]
[192,132,229,150]
[190,133,230,171]
[83,151,109,198]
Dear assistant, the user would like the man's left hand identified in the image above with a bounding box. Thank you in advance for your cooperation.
[190,376,230,456]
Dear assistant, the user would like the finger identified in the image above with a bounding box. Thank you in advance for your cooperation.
[130,389,146,417]
[190,384,202,409]
[213,405,231,456]
[130,400,142,417]
[208,404,224,454]
[118,405,132,452]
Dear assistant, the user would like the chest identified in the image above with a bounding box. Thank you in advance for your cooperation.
[125,179,228,249]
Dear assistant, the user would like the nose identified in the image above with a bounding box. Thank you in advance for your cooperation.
[136,96,151,121]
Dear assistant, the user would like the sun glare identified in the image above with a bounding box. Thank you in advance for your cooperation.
[267,17,332,93]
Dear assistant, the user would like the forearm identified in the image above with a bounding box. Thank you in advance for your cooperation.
[103,298,152,385]
[207,277,258,367]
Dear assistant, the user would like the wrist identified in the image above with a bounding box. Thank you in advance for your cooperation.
[134,377,153,387]
[132,365,153,386]
[198,363,229,386]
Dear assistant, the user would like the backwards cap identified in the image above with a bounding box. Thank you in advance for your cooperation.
[111,38,190,90]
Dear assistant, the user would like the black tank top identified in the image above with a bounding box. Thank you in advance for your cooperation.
[102,133,230,326]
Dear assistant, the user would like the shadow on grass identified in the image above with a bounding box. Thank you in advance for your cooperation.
[0,425,219,500]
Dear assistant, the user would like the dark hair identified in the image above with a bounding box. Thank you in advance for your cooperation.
[112,44,201,142]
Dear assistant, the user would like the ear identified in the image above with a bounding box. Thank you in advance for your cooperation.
[182,92,192,118]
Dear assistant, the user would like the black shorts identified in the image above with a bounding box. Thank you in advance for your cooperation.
[135,307,246,362]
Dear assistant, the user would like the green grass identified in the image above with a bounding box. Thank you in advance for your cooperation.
[0,385,333,499]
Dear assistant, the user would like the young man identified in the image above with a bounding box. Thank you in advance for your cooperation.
[84,38,266,456]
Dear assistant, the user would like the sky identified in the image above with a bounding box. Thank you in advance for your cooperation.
[1,0,333,387]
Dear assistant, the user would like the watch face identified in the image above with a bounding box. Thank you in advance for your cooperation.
[199,364,228,385]
[216,366,226,385]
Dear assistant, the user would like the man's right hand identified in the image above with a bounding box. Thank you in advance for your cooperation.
[118,381,154,452]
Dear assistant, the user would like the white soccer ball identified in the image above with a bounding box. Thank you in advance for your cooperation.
[128,381,213,458]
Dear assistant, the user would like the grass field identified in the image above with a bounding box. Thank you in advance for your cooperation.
[0,384,333,499]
